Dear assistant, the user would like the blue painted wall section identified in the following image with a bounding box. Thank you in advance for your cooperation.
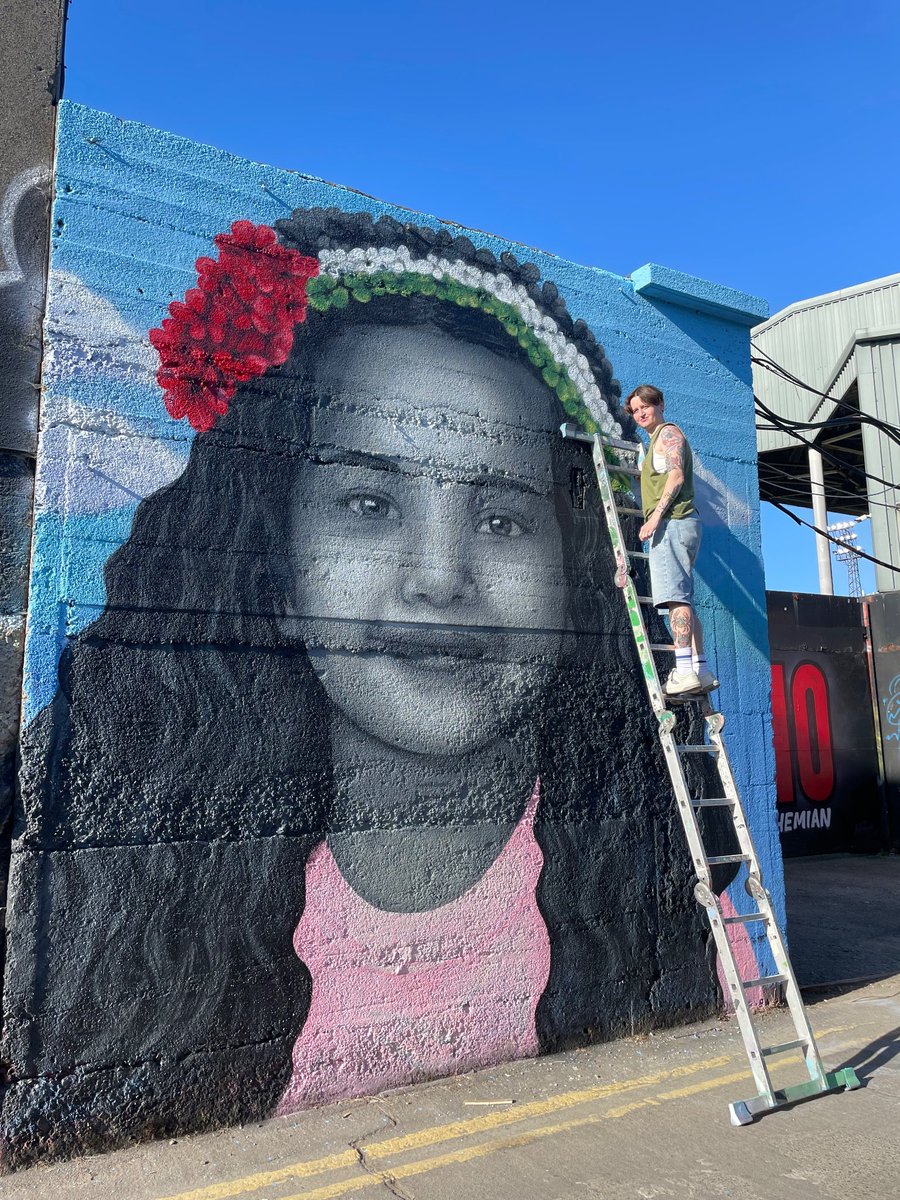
[0,102,777,1166]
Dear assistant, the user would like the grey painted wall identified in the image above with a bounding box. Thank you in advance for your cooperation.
[0,0,67,856]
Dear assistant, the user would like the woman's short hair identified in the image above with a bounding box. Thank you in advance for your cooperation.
[625,384,664,412]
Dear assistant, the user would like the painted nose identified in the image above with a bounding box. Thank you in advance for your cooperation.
[400,558,475,611]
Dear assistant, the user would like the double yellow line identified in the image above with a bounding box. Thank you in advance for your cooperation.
[158,1024,856,1200]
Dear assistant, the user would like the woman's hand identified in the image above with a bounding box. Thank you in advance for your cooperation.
[639,514,661,542]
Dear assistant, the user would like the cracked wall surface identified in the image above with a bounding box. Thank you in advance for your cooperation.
[0,101,778,1167]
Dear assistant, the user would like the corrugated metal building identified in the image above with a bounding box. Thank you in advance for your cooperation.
[753,273,900,592]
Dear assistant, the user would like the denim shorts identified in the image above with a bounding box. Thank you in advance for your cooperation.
[648,515,702,607]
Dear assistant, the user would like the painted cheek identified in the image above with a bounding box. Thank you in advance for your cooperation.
[474,532,566,630]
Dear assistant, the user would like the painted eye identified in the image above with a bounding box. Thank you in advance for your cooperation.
[476,513,525,538]
[347,493,399,519]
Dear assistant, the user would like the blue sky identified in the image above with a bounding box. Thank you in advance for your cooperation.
[62,0,896,595]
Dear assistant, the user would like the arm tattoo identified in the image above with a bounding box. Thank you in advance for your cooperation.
[655,425,686,518]
[659,425,685,474]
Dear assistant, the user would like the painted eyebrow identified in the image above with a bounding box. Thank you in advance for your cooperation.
[310,447,549,496]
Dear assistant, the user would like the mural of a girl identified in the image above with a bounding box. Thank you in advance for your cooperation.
[16,210,733,1150]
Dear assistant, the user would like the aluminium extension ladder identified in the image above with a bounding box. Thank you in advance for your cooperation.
[560,422,860,1126]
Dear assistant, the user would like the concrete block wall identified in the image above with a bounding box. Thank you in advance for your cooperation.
[0,102,776,1165]
[0,0,67,949]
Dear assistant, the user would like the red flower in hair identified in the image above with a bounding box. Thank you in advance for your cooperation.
[149,221,319,432]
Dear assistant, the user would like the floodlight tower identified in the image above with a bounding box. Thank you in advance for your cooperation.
[826,515,870,597]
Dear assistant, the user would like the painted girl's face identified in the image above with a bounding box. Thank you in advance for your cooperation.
[287,323,571,756]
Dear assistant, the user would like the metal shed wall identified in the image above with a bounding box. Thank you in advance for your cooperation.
[859,338,900,591]
[753,274,900,454]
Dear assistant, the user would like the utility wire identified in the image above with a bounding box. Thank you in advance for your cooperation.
[754,365,900,448]
[753,342,899,572]
[752,347,900,447]
[758,468,900,514]
[769,499,898,574]
[755,395,900,493]
[756,417,859,432]
[756,428,899,503]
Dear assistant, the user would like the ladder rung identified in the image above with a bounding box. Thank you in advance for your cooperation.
[615,505,643,516]
[691,797,735,807]
[637,595,655,604]
[649,643,675,652]
[723,911,768,925]
[605,437,642,453]
[675,744,720,754]
[611,466,642,477]
[706,853,751,866]
[761,1038,808,1057]
[742,974,788,990]
[628,550,649,559]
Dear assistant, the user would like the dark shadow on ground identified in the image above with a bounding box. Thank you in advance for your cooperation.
[784,853,900,987]
[838,1025,900,1084]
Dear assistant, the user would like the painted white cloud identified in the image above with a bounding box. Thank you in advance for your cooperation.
[43,269,157,385]
[38,271,189,516]
[35,403,189,516]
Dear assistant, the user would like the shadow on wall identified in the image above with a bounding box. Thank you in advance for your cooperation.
[0,168,48,913]
[695,471,770,663]
[0,170,46,765]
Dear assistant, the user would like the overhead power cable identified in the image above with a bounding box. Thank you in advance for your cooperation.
[754,395,900,493]
[752,344,900,448]
[758,465,900,513]
[769,500,898,574]
[753,360,900,448]
[755,416,859,432]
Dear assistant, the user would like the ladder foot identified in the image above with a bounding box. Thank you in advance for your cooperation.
[837,1067,862,1091]
[729,1101,754,1127]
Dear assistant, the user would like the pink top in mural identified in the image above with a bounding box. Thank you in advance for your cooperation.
[277,783,550,1114]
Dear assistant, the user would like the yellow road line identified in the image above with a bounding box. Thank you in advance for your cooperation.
[277,1069,754,1200]
[156,1020,862,1200]
[156,1055,732,1200]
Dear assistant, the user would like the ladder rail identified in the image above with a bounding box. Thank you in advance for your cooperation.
[576,426,856,1124]
[703,706,829,1085]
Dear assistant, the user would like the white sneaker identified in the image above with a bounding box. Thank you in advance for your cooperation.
[696,668,719,693]
[664,667,703,696]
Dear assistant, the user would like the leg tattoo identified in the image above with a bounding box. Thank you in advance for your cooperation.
[671,605,693,649]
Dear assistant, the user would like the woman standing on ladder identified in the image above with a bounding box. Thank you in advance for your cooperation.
[626,384,718,697]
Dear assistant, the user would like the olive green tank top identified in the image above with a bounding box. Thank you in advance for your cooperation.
[640,423,696,519]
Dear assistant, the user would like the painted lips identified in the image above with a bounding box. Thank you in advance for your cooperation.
[301,618,557,664]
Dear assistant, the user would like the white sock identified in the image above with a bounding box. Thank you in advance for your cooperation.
[675,646,692,673]
[694,654,708,674]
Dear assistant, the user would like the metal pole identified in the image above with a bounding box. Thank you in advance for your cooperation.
[808,447,833,595]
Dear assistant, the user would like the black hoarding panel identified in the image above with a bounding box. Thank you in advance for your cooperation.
[767,592,882,857]
[868,592,900,850]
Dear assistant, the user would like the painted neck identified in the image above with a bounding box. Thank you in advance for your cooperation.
[324,709,539,910]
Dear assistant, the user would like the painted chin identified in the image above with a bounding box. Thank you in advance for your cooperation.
[316,651,542,756]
